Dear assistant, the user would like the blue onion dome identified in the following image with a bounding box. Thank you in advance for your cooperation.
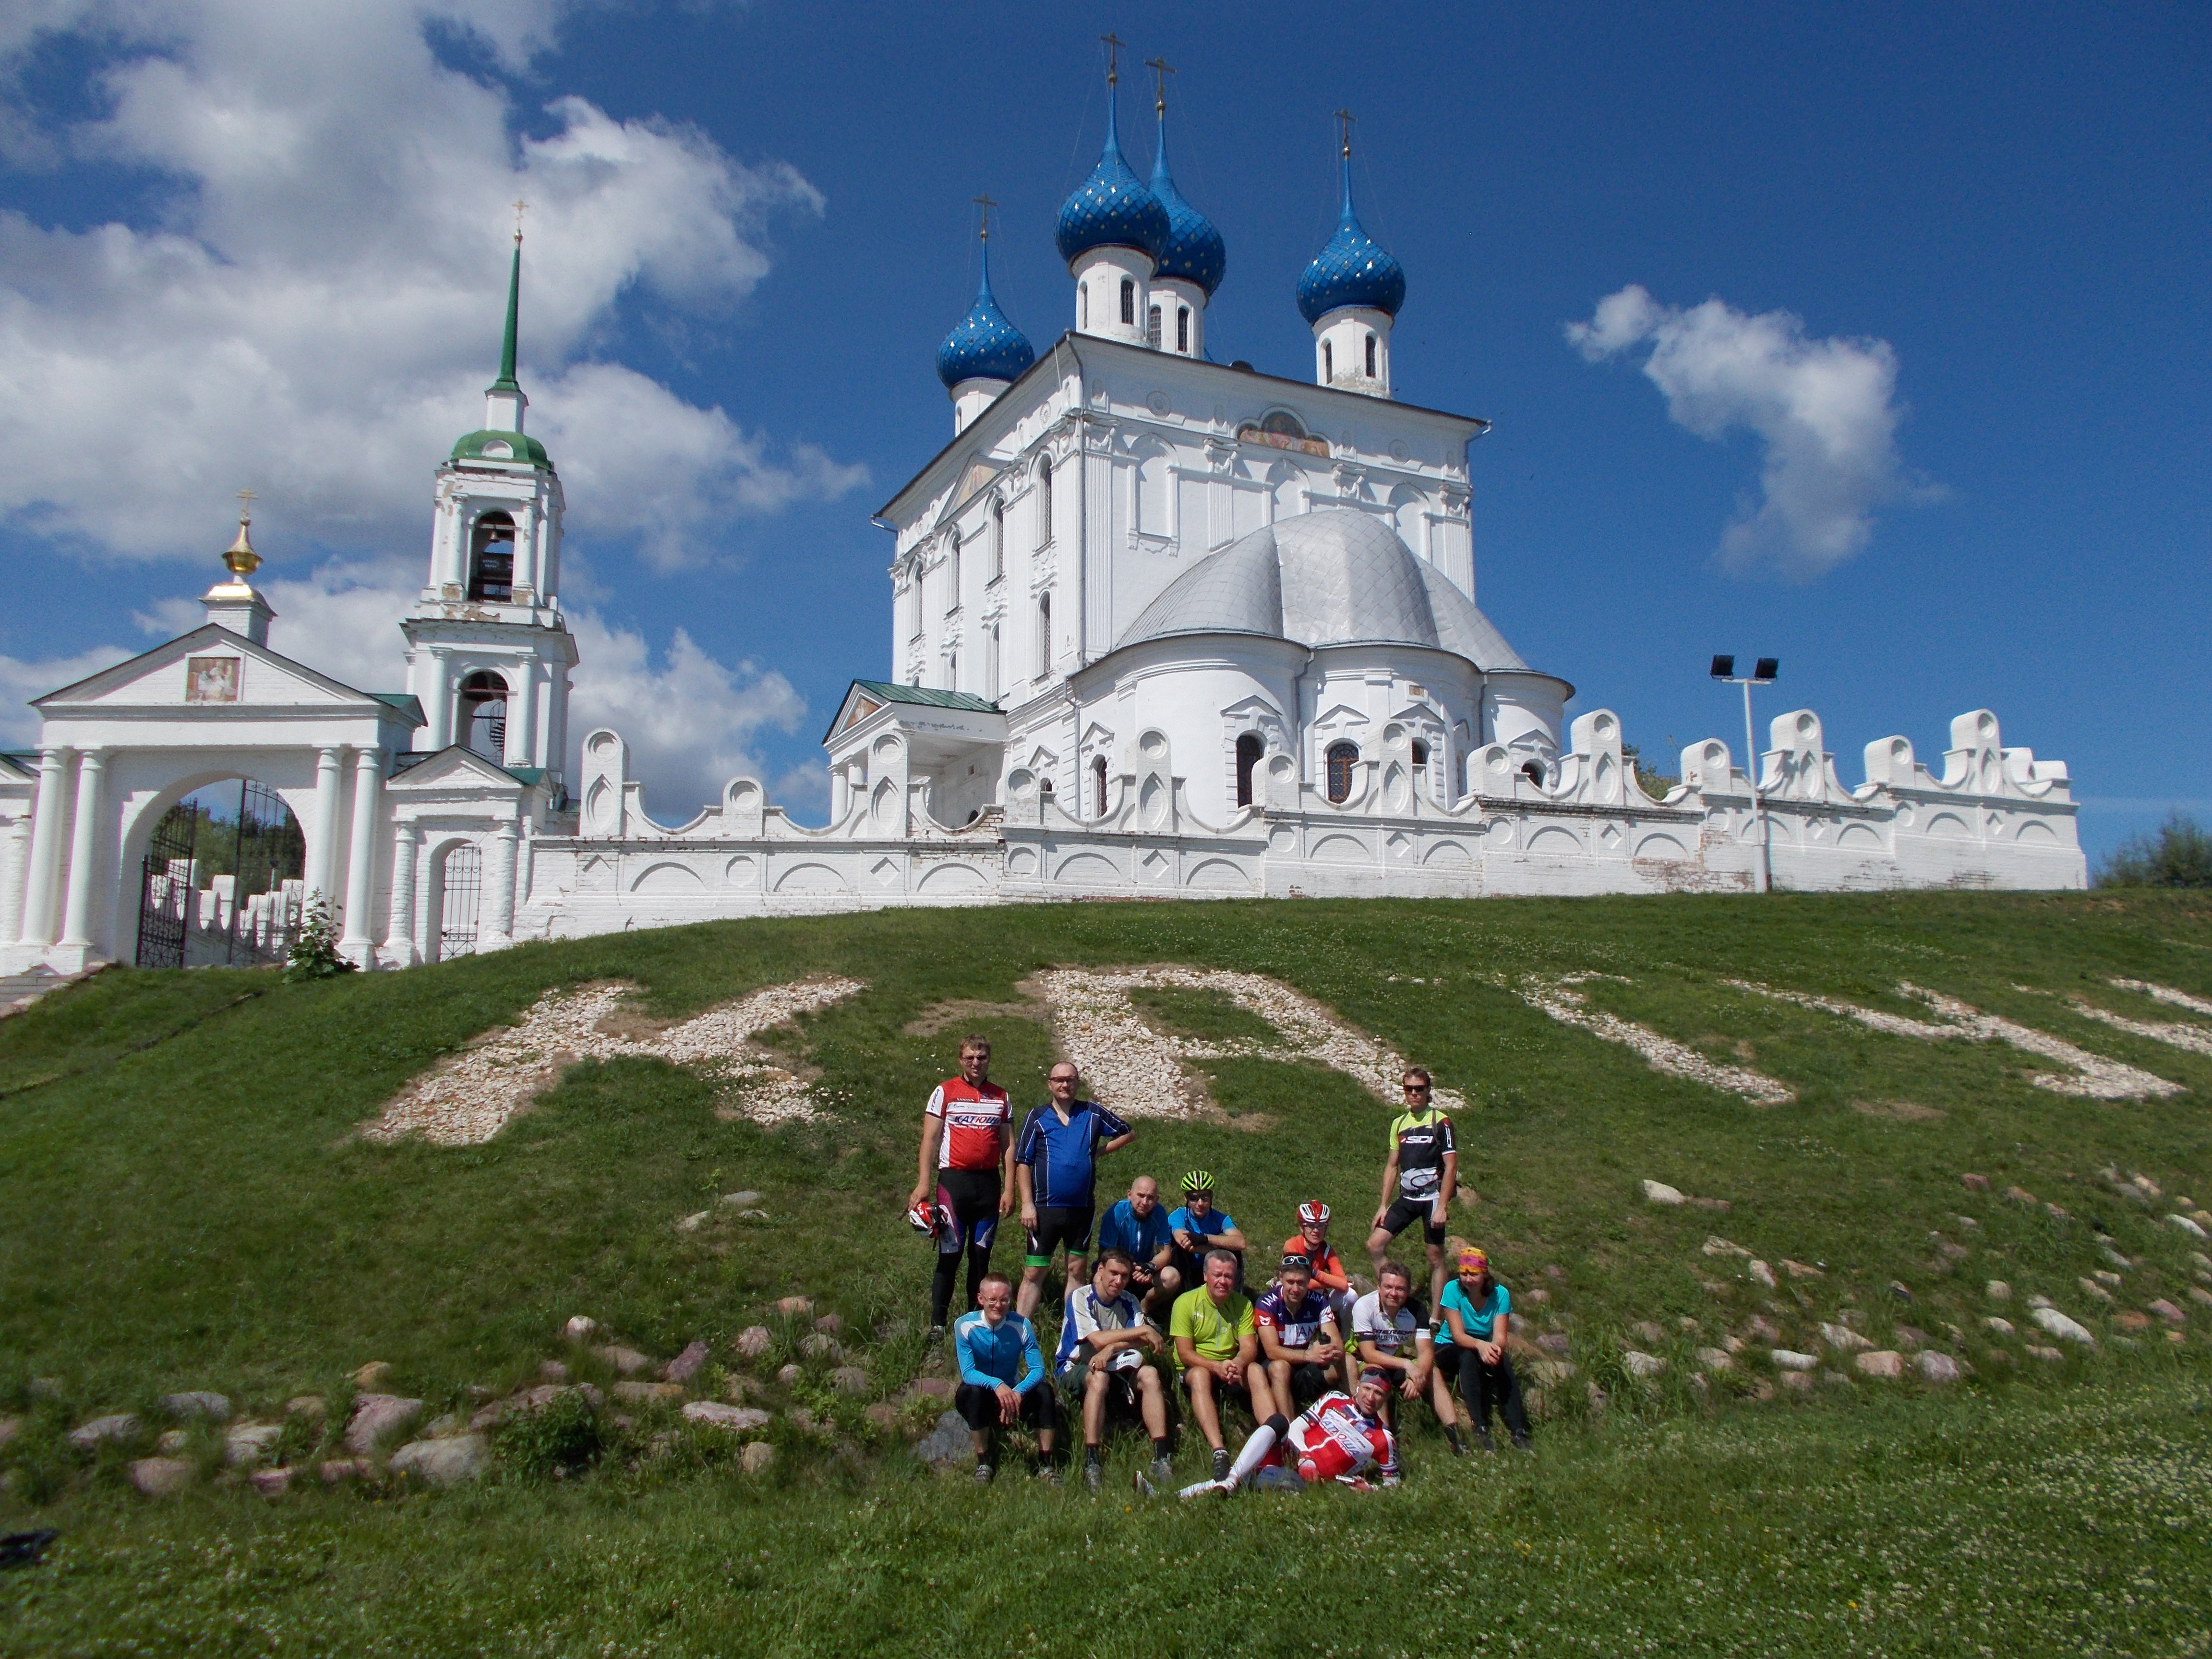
[1148,107,1226,296]
[1054,84,1170,268]
[1297,151,1407,324]
[936,235,1035,388]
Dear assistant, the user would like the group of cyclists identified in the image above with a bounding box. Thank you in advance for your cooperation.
[904,1034,1532,1494]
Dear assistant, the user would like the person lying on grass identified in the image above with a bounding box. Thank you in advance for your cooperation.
[1054,1249,1173,1491]
[954,1272,1060,1485]
[1438,1248,1529,1452]
[1255,1253,1348,1408]
[1170,1249,1274,1484]
[1178,1367,1401,1497]
[1353,1259,1466,1455]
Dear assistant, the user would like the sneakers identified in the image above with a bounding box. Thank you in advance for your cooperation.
[1084,1461,1103,1492]
[1178,1477,1233,1501]
[1473,1430,1496,1454]
[1510,1432,1533,1453]
[973,1463,994,1485]
[1133,1469,1159,1498]
[1211,1446,1231,1482]
[926,1325,946,1346]
[1034,1464,1061,1487]
[1149,1454,1174,1488]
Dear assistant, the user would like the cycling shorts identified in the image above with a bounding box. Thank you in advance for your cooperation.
[1380,1195,1448,1247]
[1025,1205,1096,1266]
[956,1382,1060,1435]
[937,1169,1001,1256]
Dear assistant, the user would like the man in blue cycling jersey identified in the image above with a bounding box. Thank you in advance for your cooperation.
[1096,1175,1180,1322]
[1013,1063,1133,1317]
[953,1272,1060,1484]
[1167,1170,1247,1293]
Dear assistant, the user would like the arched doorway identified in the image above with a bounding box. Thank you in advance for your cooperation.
[134,778,307,968]
[459,671,508,762]
[429,840,483,962]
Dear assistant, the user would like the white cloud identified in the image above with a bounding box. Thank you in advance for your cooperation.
[0,0,865,564]
[1567,285,1923,578]
[0,643,132,745]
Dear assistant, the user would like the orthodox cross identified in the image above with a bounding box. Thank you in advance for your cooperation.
[235,487,256,528]
[1335,108,1357,158]
[972,193,996,242]
[1146,55,1174,116]
[512,197,527,244]
[1100,32,1123,85]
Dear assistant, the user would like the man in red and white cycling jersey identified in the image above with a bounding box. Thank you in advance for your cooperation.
[1179,1368,1401,1497]
[908,1034,1016,1341]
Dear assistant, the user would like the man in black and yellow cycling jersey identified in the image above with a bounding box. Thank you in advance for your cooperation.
[1364,1067,1457,1323]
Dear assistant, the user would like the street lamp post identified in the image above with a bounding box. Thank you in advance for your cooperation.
[1710,656,1779,894]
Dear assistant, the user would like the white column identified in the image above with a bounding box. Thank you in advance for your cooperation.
[304,745,344,905]
[57,748,107,951]
[505,662,537,769]
[380,825,419,968]
[16,747,70,948]
[425,651,452,749]
[339,747,383,964]
[483,820,517,948]
[0,810,29,949]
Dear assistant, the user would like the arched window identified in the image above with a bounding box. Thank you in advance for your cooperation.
[1411,740,1430,769]
[1235,733,1263,808]
[946,531,961,612]
[459,670,508,760]
[468,512,516,602]
[1259,410,1308,441]
[985,624,1000,702]
[1092,754,1109,817]
[1365,332,1378,378]
[1322,339,1334,382]
[1120,278,1135,325]
[1036,591,1051,676]
[1080,283,1089,330]
[1147,303,1162,347]
[1177,307,1190,353]
[946,650,958,692]
[1521,759,1546,786]
[1035,461,1053,548]
[989,499,1004,581]
[1325,741,1359,804]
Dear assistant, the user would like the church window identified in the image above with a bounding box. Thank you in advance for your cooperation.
[1147,304,1162,347]
[1092,754,1109,817]
[434,842,482,962]
[1521,759,1546,787]
[1120,279,1135,325]
[1235,733,1263,808]
[1322,340,1334,382]
[1411,739,1430,769]
[1177,307,1190,353]
[989,499,1004,581]
[1259,411,1308,440]
[459,670,509,761]
[1035,461,1053,548]
[946,532,961,613]
[985,624,1000,701]
[1080,283,1090,330]
[1365,332,1377,378]
[468,511,516,602]
[1325,741,1359,804]
[947,650,958,692]
[906,581,922,642]
[1036,592,1051,676]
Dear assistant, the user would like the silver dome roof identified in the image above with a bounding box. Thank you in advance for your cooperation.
[1116,508,1528,672]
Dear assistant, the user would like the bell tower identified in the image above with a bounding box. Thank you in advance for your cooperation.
[402,214,578,789]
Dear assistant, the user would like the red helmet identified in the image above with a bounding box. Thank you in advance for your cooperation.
[1298,1200,1331,1229]
[906,1202,942,1239]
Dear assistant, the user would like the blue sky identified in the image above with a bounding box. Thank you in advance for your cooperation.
[0,2,2202,859]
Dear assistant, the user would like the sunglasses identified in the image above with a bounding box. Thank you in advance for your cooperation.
[1402,1083,1432,1094]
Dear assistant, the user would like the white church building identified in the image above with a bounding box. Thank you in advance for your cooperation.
[0,71,2086,975]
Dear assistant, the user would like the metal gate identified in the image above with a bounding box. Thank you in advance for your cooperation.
[438,842,483,961]
[134,802,198,969]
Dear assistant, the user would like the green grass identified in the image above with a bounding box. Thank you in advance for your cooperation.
[3,890,2211,1654]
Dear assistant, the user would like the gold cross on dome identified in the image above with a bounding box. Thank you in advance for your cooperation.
[1100,33,1123,84]
[235,487,256,526]
[972,193,996,240]
[1335,108,1357,157]
[1146,56,1175,115]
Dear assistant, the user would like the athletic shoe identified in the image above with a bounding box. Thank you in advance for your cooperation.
[1210,1447,1231,1481]
[1511,1433,1532,1453]
[1178,1477,1232,1501]
[1473,1430,1495,1454]
[1149,1454,1174,1487]
[926,1325,946,1346]
[972,1463,994,1485]
[1035,1465,1060,1486]
[1132,1469,1159,1498]
[1084,1461,1103,1492]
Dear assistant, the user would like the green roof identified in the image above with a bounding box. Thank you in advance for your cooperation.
[369,693,427,726]
[827,679,1001,743]
[450,430,552,469]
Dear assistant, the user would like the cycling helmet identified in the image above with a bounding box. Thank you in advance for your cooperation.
[905,1201,942,1239]
[1297,1200,1331,1228]
[1181,1169,1215,1195]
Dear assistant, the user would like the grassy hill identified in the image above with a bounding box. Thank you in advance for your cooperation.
[2,890,2210,1655]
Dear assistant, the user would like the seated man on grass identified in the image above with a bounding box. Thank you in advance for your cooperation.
[1352,1260,1465,1455]
[1055,1249,1173,1491]
[953,1271,1060,1484]
[1168,1249,1274,1485]
[1254,1253,1348,1409]
[1438,1248,1529,1452]
[1166,1170,1246,1295]
[1096,1174,1180,1324]
[1179,1367,1400,1497]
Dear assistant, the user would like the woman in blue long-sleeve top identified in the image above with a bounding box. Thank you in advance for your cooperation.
[951,1272,1061,1483]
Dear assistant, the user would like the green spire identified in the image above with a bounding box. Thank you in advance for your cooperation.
[489,232,522,394]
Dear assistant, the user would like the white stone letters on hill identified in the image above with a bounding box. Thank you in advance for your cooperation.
[1512,974,1798,1106]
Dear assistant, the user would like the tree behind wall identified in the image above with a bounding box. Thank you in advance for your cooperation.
[2096,814,2212,889]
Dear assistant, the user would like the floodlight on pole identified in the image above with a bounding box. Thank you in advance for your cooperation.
[1710,655,1781,893]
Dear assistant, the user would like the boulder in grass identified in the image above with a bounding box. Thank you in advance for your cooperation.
[343,1394,423,1454]
[1818,1323,1871,1353]
[1984,1316,2016,1335]
[1917,1351,1961,1384]
[2191,1287,2212,1310]
[2167,1214,2209,1239]
[319,1458,368,1483]
[248,1466,297,1498]
[2025,1344,2065,1363]
[388,1435,488,1486]
[1855,1350,1905,1380]
[1960,1173,1991,1192]
[2148,1299,2186,1325]
[681,1402,770,1433]
[675,1211,710,1233]
[1695,1347,1733,1373]
[1748,1260,1777,1290]
[1770,1350,1819,1372]
[1779,1371,1815,1393]
[739,1441,777,1475]
[611,1382,684,1406]
[2113,1310,2152,1333]
[1743,1315,1781,1343]
[1622,1350,1666,1379]
[156,1430,189,1455]
[1630,1321,1669,1346]
[800,1333,842,1361]
[287,1396,326,1419]
[563,1316,600,1343]
[1640,1180,1684,1206]
[905,1377,955,1402]
[721,1191,763,1208]
[664,1342,710,1386]
[776,1296,814,1317]
[828,1367,871,1396]
[69,1414,141,1448]
[813,1313,845,1335]
[776,1364,804,1387]
[1986,1280,2011,1302]
[351,1362,393,1389]
[540,1360,571,1383]
[735,1326,774,1358]
[127,1457,195,1496]
[595,1346,655,1377]
[224,1424,283,1467]
[1780,1260,1824,1279]
[163,1392,231,1422]
[2030,1306,2096,1346]
[915,1409,973,1468]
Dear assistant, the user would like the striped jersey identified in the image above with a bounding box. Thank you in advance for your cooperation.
[927,1077,1012,1172]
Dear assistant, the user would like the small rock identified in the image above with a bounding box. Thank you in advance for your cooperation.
[739,1440,777,1475]
[1855,1350,1904,1380]
[1984,1347,2012,1364]
[540,1360,571,1383]
[1702,1237,1749,1259]
[1631,1321,1669,1345]
[2026,1294,2053,1310]
[1743,1315,1781,1343]
[1622,1350,1667,1378]
[351,1361,393,1389]
[611,1382,685,1405]
[564,1316,601,1342]
[1688,1196,1732,1212]
[2044,1203,2070,1221]
[915,1409,973,1467]
[828,1366,871,1396]
[776,1296,814,1316]
[722,1191,763,1207]
[595,1346,655,1377]
[1585,1380,1609,1414]
[1984,1316,2016,1335]
[156,1430,189,1455]
[319,1458,367,1483]
[1641,1179,1684,1206]
[813,1313,845,1335]
[736,1326,774,1358]
[2101,1246,2134,1271]
[1523,1287,1551,1305]
[1779,1371,1815,1393]
[1960,1173,1991,1192]
[388,1435,488,1486]
[2166,1214,2209,1239]
[1780,1260,1824,1279]
[248,1466,296,1498]
[1531,1359,1576,1385]
[0,1416,17,1449]
[2191,1287,2212,1309]
[286,1395,326,1418]
[2003,1185,2037,1205]
[664,1341,710,1386]
[1936,1241,1972,1262]
[2076,1278,2115,1303]
[1720,1334,1746,1354]
[681,1401,770,1432]
[2024,1345,2065,1362]
[224,1423,283,1467]
[1771,1349,1819,1371]
[1916,1351,1961,1383]
[1889,1281,1914,1302]
[163,1392,231,1421]
[1822,1370,1851,1387]
[1688,1374,1708,1396]
[864,1402,901,1431]
[1894,1325,1926,1351]
[788,1407,828,1437]
[343,1394,423,1454]
[1749,1260,1777,1290]
[1535,1333,1571,1355]
[675,1211,711,1233]
[1677,1316,1702,1332]
[2113,1310,2152,1333]
[776,1363,804,1387]
[2030,1306,2096,1346]
[68,1413,141,1448]
[800,1333,842,1360]
[1695,1347,1734,1372]
[1543,1264,1565,1280]
[1986,1280,2011,1301]
[127,1456,195,1496]
[2148,1299,2186,1324]
[725,1375,767,1403]
[1507,1313,1529,1334]
[1819,1323,1871,1353]
[905,1377,954,1401]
